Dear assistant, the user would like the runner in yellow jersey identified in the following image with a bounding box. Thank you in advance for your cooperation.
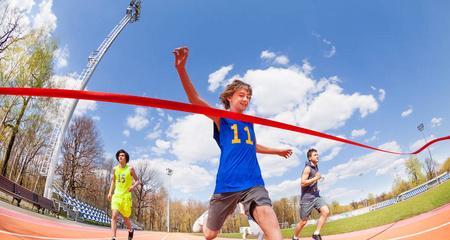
[107,149,140,240]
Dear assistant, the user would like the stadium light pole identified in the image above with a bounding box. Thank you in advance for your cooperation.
[417,123,436,178]
[166,168,173,232]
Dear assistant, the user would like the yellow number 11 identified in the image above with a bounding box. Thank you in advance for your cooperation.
[231,124,254,145]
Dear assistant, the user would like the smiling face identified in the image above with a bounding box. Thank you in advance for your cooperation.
[227,87,252,113]
[220,79,253,112]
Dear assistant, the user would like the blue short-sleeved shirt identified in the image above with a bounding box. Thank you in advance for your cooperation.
[213,118,264,193]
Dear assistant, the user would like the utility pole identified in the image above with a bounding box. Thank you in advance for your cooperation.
[42,0,142,198]
[417,123,436,178]
[166,168,173,232]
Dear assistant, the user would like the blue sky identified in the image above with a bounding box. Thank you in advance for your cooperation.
[10,0,450,204]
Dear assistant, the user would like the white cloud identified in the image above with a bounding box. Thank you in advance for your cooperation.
[127,107,149,131]
[151,139,171,155]
[375,157,407,177]
[351,129,367,138]
[243,67,315,115]
[92,116,100,121]
[409,135,434,151]
[266,178,301,200]
[259,153,300,178]
[313,33,337,58]
[323,141,402,186]
[146,130,161,140]
[321,147,342,161]
[2,0,58,41]
[167,114,219,164]
[325,187,360,202]
[51,73,80,89]
[311,137,344,162]
[301,59,314,76]
[74,99,97,116]
[260,50,289,65]
[324,45,336,58]
[274,55,289,65]
[401,106,413,117]
[378,89,386,102]
[3,0,35,13]
[260,50,276,60]
[299,84,378,131]
[50,74,96,116]
[54,45,69,69]
[431,117,443,127]
[123,129,130,137]
[365,131,379,143]
[156,108,165,117]
[146,122,162,140]
[132,158,214,194]
[33,0,57,34]
[208,65,233,92]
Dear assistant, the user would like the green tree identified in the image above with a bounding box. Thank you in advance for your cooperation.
[1,31,56,176]
[404,156,425,186]
[391,176,411,196]
[439,157,450,174]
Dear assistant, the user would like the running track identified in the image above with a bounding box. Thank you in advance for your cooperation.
[0,202,448,240]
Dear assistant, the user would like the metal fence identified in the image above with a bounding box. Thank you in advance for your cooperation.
[369,171,449,211]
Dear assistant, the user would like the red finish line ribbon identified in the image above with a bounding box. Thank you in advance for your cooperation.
[1,87,448,155]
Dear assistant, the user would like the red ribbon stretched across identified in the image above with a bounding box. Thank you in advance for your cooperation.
[0,87,448,155]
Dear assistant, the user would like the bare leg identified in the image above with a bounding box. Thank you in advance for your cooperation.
[111,210,119,238]
[252,205,282,240]
[315,206,329,233]
[123,217,133,231]
[293,219,308,238]
[203,225,220,240]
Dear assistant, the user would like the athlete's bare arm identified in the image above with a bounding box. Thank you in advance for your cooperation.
[129,167,140,192]
[256,144,292,158]
[300,166,321,187]
[107,169,115,201]
[173,47,220,127]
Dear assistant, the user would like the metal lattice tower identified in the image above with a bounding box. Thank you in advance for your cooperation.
[42,0,142,198]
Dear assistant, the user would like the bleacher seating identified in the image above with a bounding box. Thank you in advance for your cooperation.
[369,198,397,211]
[398,184,428,201]
[53,188,111,225]
[369,172,449,212]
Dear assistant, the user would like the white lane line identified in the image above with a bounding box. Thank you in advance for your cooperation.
[0,229,117,240]
[0,229,161,240]
[0,211,107,232]
[387,222,450,240]
[160,233,169,240]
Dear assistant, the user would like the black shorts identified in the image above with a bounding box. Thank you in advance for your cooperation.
[206,186,272,231]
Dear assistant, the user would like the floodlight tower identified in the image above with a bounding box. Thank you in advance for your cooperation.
[42,0,142,198]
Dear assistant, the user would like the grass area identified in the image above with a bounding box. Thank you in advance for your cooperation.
[220,180,450,238]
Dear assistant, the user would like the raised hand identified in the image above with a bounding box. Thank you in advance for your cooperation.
[173,46,189,69]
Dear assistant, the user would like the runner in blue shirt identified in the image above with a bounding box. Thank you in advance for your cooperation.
[174,47,292,240]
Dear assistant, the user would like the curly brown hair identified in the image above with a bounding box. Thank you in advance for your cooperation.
[219,80,252,109]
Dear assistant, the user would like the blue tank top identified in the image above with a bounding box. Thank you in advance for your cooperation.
[301,161,320,202]
[213,118,264,193]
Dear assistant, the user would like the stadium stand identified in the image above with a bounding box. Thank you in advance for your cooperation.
[53,187,110,225]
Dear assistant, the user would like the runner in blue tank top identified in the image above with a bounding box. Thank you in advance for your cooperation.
[174,47,293,240]
[292,149,330,240]
[213,118,264,193]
